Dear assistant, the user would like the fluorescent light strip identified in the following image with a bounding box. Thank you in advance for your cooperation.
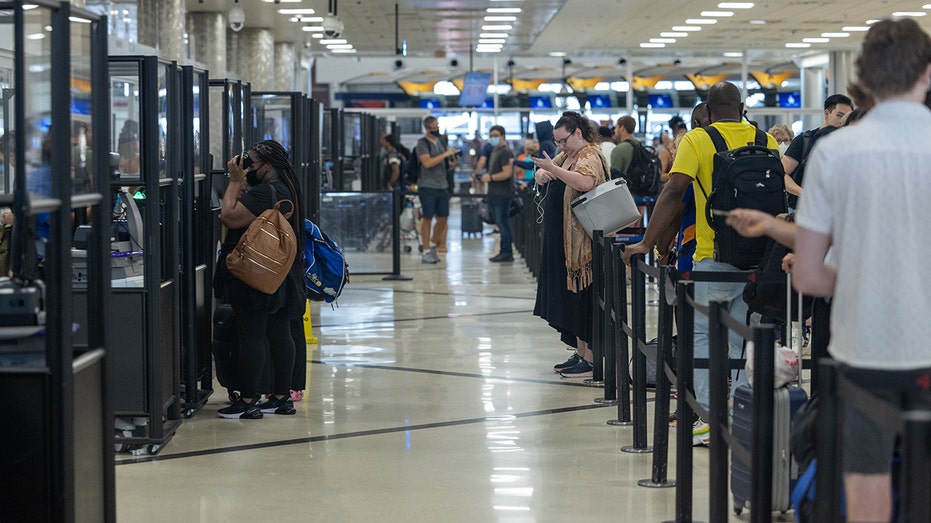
[327,44,354,49]
[479,39,507,44]
[480,33,509,38]
[484,16,517,22]
[803,37,829,43]
[785,42,811,48]
[685,18,717,24]
[482,25,512,31]
[724,52,743,57]
[487,8,521,13]
[302,26,324,32]
[640,43,665,48]
[701,11,734,16]
[320,38,347,44]
[821,32,849,37]
[661,32,688,37]
[718,2,754,7]
[278,8,316,14]
[650,38,676,43]
[842,26,870,31]
[331,49,357,53]
[893,12,926,17]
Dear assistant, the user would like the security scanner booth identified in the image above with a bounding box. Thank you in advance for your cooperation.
[303,96,324,223]
[207,78,251,199]
[179,65,213,417]
[0,2,115,521]
[322,107,341,191]
[96,55,182,454]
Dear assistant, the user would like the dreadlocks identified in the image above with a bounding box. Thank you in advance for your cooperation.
[249,140,303,252]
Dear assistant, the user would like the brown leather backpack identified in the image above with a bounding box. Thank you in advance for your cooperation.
[226,187,297,294]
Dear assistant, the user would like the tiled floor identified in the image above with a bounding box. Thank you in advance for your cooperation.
[115,201,761,523]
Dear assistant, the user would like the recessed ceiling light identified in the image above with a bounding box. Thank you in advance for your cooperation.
[480,33,509,38]
[327,44,354,49]
[893,12,926,17]
[296,17,323,23]
[724,52,743,57]
[671,26,702,31]
[661,32,689,37]
[803,37,829,43]
[487,8,521,13]
[640,43,666,48]
[330,49,357,53]
[278,8,316,14]
[842,26,870,31]
[865,19,881,24]
[479,39,507,44]
[718,2,754,8]
[548,51,567,57]
[701,11,734,17]
[650,38,677,43]
[302,26,324,32]
[311,33,323,38]
[821,32,849,37]
[749,19,767,24]
[685,19,717,24]
[482,24,512,31]
[484,16,517,22]
[320,39,347,44]
[785,43,811,48]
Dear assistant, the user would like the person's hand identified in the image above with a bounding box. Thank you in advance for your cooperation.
[726,208,773,239]
[531,151,556,174]
[534,169,554,185]
[227,155,246,183]
[621,241,651,266]
[781,253,795,272]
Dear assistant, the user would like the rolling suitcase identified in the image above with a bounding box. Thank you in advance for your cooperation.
[460,199,483,236]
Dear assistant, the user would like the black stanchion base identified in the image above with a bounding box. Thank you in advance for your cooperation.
[607,419,633,426]
[593,397,617,405]
[662,520,706,523]
[637,478,675,489]
[582,379,605,387]
[382,274,413,281]
[620,445,653,454]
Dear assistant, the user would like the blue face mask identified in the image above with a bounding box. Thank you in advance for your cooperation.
[489,137,501,147]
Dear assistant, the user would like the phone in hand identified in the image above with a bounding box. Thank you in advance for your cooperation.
[239,154,253,170]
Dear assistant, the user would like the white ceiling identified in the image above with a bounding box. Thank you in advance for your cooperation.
[187,0,931,82]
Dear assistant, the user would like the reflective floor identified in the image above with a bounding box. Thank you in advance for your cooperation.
[115,201,761,522]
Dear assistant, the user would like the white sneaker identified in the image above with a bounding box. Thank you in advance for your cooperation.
[421,247,440,264]
[692,419,711,446]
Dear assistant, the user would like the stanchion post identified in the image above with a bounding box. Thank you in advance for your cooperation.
[707,300,729,523]
[815,359,843,523]
[669,281,700,523]
[587,230,605,387]
[640,266,674,488]
[750,326,776,523]
[598,235,617,404]
[608,242,632,426]
[622,254,652,454]
[383,188,412,281]
[903,410,931,522]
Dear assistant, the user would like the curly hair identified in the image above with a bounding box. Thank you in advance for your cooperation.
[554,111,597,143]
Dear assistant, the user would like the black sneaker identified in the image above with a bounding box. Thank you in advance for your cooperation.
[256,395,296,415]
[218,398,263,419]
[554,353,582,372]
[489,253,514,262]
[559,359,593,377]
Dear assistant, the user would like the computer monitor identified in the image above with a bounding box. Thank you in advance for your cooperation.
[458,72,492,107]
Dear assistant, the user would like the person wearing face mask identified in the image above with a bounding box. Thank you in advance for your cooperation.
[782,94,854,209]
[477,125,515,262]
[415,116,459,262]
[767,124,794,157]
[531,112,608,377]
[215,140,304,419]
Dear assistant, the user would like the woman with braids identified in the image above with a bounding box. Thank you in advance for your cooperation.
[381,133,410,191]
[216,140,304,419]
[531,112,608,377]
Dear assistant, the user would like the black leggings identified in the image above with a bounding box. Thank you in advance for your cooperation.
[227,280,296,397]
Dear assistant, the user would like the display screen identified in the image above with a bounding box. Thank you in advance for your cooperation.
[648,93,673,108]
[779,91,802,108]
[420,98,442,109]
[588,94,611,109]
[458,71,492,107]
[529,95,553,109]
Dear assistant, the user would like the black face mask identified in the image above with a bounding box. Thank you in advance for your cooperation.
[430,130,441,137]
[246,170,261,187]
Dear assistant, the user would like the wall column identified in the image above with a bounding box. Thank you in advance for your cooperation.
[237,29,275,90]
[274,42,296,91]
[188,12,228,77]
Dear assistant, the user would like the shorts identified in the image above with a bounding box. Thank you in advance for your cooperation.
[418,187,449,219]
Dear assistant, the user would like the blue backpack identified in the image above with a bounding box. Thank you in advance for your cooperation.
[303,219,348,303]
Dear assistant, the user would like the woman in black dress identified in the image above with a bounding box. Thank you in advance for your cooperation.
[531,112,608,377]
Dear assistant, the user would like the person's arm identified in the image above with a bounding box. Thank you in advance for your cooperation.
[386,161,400,189]
[621,172,691,265]
[482,153,514,183]
[726,208,799,249]
[419,147,457,170]
[220,156,257,229]
[471,154,487,176]
[791,225,835,296]
[531,151,596,193]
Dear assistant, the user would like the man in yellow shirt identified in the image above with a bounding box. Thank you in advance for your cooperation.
[623,81,778,445]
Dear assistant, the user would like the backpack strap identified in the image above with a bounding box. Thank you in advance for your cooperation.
[753,127,767,147]
[694,127,729,199]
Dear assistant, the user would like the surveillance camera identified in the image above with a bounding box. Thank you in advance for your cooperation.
[506,59,515,67]
[228,6,245,32]
[304,41,312,49]
[322,14,343,38]
[618,58,627,66]
[673,59,682,66]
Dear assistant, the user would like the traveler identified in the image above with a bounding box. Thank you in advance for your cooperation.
[532,112,608,377]
[415,116,459,262]
[782,94,853,206]
[476,125,515,262]
[610,115,637,175]
[767,123,794,156]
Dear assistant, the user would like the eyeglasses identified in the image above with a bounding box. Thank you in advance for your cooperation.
[554,130,573,147]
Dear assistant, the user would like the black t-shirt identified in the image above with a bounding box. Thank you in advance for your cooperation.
[224,181,293,248]
[784,125,839,166]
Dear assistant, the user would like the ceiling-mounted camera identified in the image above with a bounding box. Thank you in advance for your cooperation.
[229,6,246,32]
[322,14,343,38]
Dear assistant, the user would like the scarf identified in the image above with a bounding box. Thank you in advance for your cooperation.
[554,143,608,293]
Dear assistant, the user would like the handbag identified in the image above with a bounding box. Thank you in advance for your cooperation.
[570,178,641,238]
[226,186,297,294]
[508,194,524,217]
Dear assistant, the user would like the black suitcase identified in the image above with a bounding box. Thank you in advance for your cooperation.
[460,199,483,236]
[731,383,808,515]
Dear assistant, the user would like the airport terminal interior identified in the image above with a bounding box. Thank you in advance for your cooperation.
[3,0,931,521]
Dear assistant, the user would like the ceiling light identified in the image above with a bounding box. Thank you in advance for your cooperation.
[640,43,665,48]
[803,37,829,43]
[487,8,521,13]
[320,38,347,44]
[842,26,871,31]
[671,26,702,31]
[548,51,567,57]
[685,19,717,24]
[723,51,743,57]
[749,19,767,24]
[865,19,881,24]
[26,33,45,40]
[484,16,517,22]
[69,16,92,23]
[302,26,324,32]
[312,33,323,38]
[479,39,507,44]
[263,0,301,2]
[785,43,811,48]
[893,12,926,17]
[330,49,357,53]
[327,44,354,49]
[701,11,734,16]
[278,8,316,14]
[297,17,323,22]
[661,32,688,37]
[480,33,509,38]
[482,24,512,31]
[650,38,676,43]
[925,3,931,8]
[718,2,754,8]
[821,32,849,37]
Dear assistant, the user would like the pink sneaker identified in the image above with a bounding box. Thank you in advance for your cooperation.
[290,390,304,402]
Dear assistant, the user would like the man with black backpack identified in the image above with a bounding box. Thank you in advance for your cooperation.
[622,81,783,446]
[782,93,852,208]
[610,116,662,196]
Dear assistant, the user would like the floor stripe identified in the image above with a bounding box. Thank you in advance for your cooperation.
[316,308,535,328]
[115,403,611,466]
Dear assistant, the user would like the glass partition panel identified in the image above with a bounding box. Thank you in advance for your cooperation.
[23,6,53,206]
[0,8,13,195]
[208,81,225,172]
[157,63,169,180]
[226,82,235,160]
[70,16,94,197]
[319,192,392,274]
[192,73,203,174]
[252,94,293,156]
[110,62,141,181]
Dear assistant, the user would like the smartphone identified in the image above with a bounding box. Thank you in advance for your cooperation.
[240,154,253,170]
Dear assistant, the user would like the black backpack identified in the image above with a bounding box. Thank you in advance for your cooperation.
[697,126,787,270]
[611,139,662,196]
[742,221,813,319]
[404,139,423,185]
[786,130,813,209]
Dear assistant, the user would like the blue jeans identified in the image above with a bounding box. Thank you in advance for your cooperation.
[488,195,512,256]
[692,258,758,413]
